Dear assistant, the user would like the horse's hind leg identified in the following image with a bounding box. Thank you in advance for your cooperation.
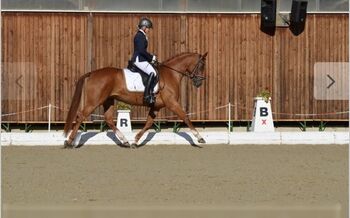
[165,101,206,144]
[64,112,83,148]
[64,105,96,148]
[70,110,82,133]
[103,99,130,147]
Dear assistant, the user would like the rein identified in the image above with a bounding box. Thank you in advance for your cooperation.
[159,64,195,78]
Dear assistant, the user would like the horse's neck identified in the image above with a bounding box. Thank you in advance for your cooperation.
[166,54,195,71]
[161,53,197,83]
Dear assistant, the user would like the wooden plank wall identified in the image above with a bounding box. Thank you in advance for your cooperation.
[2,13,348,122]
[2,13,89,122]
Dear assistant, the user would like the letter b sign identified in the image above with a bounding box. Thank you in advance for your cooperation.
[260,107,268,117]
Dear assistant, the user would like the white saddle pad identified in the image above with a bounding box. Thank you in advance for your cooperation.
[123,69,159,93]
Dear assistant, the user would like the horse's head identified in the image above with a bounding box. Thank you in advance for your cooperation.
[186,52,207,88]
[161,52,207,88]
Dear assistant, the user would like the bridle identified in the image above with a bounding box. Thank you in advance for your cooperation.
[159,54,207,84]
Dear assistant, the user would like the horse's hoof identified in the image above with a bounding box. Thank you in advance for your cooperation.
[64,140,73,149]
[198,138,206,144]
[130,143,138,149]
[121,141,132,148]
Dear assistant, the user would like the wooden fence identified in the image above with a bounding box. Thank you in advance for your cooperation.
[1,13,349,122]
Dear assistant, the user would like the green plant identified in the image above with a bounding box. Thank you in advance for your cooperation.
[257,90,271,103]
[115,101,132,110]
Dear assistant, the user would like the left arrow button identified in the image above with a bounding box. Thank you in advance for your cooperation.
[15,75,23,89]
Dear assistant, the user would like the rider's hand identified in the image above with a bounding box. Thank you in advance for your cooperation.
[151,55,159,67]
[151,55,157,63]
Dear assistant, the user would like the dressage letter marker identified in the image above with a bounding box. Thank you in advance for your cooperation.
[117,110,132,133]
[251,97,274,132]
[120,119,128,127]
[260,107,269,117]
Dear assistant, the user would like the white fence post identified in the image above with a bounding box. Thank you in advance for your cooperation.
[48,104,51,132]
[228,102,231,144]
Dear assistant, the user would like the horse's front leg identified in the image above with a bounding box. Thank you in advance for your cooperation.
[133,108,158,146]
[166,100,206,144]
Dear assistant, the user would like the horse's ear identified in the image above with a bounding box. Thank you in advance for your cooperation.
[202,52,208,58]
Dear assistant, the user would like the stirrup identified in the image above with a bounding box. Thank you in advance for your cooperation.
[144,95,155,106]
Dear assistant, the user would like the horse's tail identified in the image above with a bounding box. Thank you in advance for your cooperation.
[63,72,92,136]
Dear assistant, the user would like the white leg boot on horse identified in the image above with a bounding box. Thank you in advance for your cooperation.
[64,105,95,148]
[65,111,82,145]
[64,116,83,149]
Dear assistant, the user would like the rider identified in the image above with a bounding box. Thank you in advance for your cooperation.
[131,17,158,106]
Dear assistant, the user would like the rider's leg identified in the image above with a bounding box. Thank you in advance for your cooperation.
[134,57,157,105]
[144,73,156,105]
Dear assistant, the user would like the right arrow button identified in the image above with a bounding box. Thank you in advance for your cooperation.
[326,74,335,89]
[314,62,349,100]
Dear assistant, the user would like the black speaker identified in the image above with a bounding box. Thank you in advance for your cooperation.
[289,0,308,35]
[260,0,276,35]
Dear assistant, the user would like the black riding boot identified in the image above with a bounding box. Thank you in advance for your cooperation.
[144,73,156,106]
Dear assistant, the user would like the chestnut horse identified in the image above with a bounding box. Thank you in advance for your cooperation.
[63,52,207,148]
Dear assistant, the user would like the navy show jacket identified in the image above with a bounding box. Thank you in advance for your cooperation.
[131,30,153,62]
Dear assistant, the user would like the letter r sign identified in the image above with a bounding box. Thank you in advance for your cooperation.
[120,118,128,127]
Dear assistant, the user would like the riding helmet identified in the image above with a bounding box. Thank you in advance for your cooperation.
[138,18,153,29]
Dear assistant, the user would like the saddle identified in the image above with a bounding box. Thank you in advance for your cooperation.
[127,61,158,87]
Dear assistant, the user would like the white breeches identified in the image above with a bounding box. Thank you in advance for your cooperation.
[134,56,156,76]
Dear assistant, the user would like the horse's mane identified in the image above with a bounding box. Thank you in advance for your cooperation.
[162,52,196,65]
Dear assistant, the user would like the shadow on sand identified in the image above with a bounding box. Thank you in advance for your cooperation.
[73,131,201,148]
[176,132,202,148]
[74,132,126,148]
